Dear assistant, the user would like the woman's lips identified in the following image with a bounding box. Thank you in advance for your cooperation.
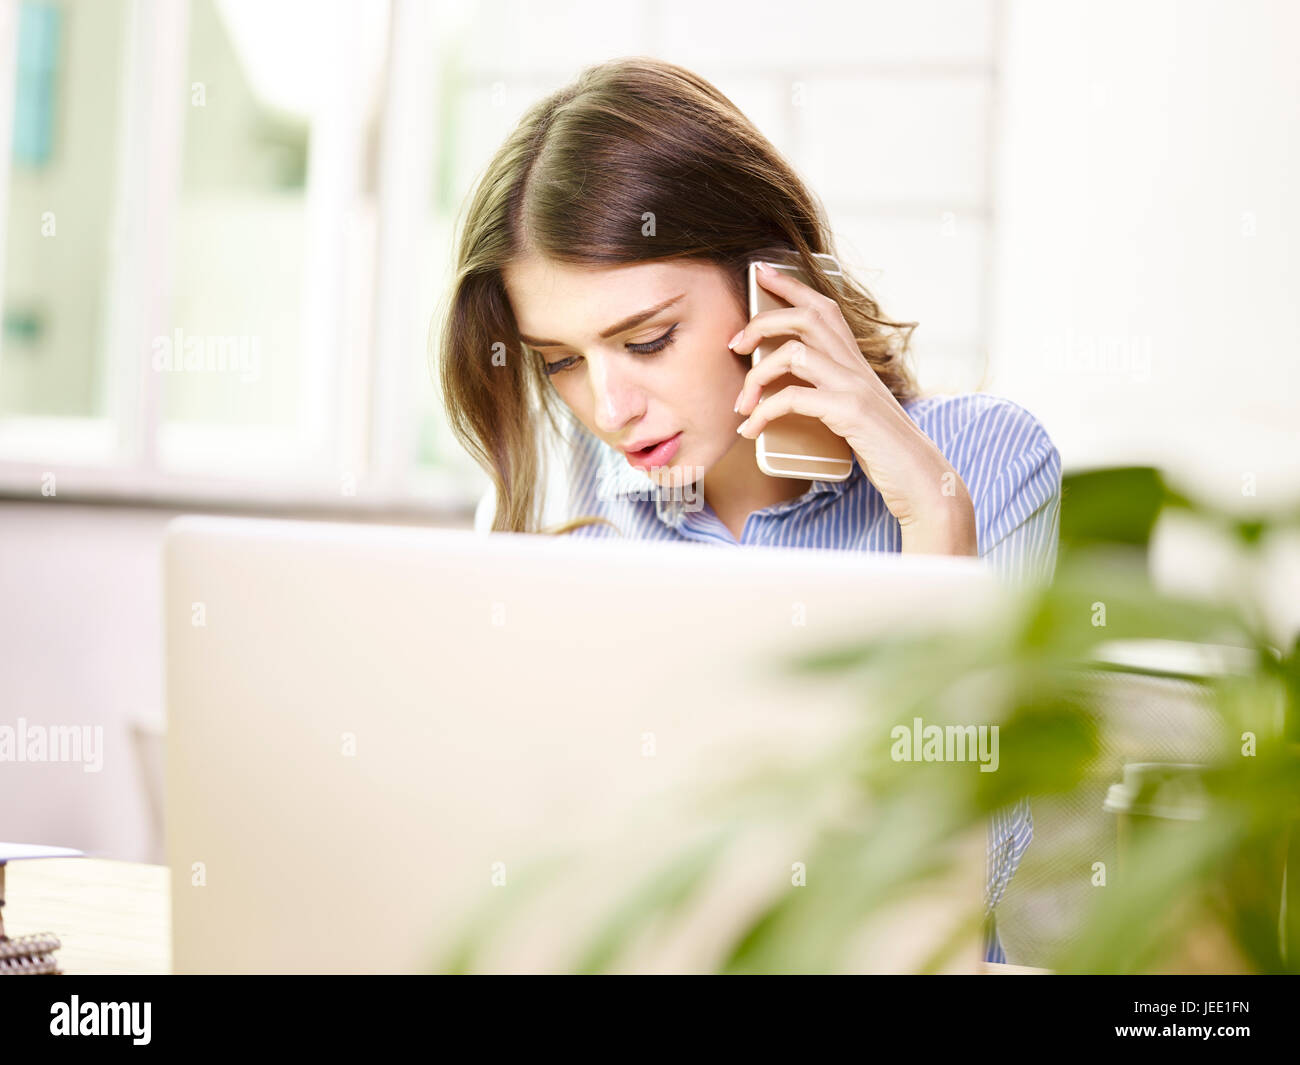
[624,431,683,470]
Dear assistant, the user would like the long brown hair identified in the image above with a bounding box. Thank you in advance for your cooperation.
[434,56,922,535]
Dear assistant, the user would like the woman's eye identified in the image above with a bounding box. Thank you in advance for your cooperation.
[626,323,679,355]
[542,324,678,377]
[543,356,578,376]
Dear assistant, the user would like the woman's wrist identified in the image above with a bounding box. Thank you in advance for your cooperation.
[898,463,978,557]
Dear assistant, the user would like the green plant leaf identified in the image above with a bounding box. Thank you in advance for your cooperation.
[568,820,741,974]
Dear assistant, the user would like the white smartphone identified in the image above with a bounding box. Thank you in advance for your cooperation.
[745,254,854,481]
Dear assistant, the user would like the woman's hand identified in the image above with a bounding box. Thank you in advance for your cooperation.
[730,261,977,557]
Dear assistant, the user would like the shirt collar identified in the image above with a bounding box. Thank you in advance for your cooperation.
[592,437,863,529]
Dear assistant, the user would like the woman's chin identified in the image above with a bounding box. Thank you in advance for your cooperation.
[647,454,706,487]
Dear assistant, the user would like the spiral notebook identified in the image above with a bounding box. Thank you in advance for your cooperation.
[0,843,84,976]
[0,933,61,974]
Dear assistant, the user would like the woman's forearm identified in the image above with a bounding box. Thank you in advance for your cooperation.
[899,475,979,557]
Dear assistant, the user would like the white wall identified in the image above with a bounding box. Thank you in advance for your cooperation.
[0,500,471,862]
[0,502,168,860]
[988,0,1300,510]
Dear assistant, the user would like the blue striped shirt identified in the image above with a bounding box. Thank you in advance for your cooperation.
[514,390,1062,964]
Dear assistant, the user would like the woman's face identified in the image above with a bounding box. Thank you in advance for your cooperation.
[501,254,749,484]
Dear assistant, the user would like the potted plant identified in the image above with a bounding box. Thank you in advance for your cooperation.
[435,467,1300,974]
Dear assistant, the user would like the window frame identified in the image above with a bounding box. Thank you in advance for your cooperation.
[0,0,480,517]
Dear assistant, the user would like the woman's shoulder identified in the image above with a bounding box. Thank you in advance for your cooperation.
[903,391,1053,446]
[902,390,1061,498]
[901,393,1063,581]
[905,391,1056,462]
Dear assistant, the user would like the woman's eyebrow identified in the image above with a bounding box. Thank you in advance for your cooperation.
[519,293,686,347]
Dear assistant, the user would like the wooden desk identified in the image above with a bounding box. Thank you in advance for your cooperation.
[2,858,1046,974]
[4,858,169,975]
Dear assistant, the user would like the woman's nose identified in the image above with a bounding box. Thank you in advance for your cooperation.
[589,357,645,433]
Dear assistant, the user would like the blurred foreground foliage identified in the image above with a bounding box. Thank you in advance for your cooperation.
[436,467,1300,973]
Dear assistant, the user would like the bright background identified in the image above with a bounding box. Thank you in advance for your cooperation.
[1,0,1297,863]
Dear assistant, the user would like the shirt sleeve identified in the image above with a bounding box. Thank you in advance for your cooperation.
[946,398,1063,586]
[939,397,1061,950]
[987,796,1034,913]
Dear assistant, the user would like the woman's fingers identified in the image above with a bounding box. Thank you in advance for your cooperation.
[734,337,853,415]
[752,260,845,328]
[736,383,861,439]
[729,305,860,373]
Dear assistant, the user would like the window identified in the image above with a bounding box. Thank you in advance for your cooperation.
[0,0,479,510]
[1,0,128,458]
[0,0,1001,511]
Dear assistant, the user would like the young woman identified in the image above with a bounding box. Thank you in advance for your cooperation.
[436,57,1059,964]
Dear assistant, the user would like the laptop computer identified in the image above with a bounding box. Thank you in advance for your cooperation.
[163,515,1005,973]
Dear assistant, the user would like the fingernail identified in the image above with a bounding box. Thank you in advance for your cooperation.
[727,330,743,350]
[736,419,750,435]
[757,261,773,273]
